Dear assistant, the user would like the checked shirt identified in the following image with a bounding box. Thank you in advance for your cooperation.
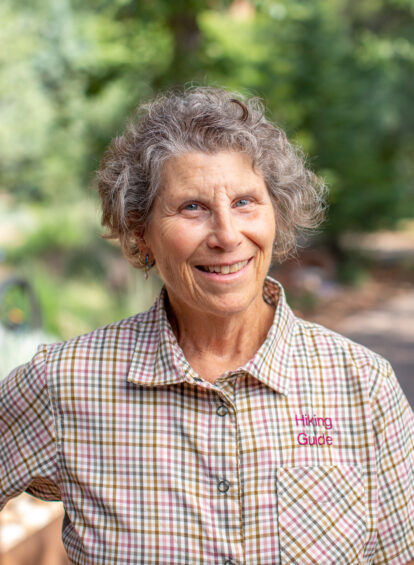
[1,277,413,564]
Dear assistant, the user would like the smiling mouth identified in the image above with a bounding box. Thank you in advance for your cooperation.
[195,259,250,275]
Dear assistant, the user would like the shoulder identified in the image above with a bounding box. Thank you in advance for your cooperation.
[267,276,393,399]
[293,316,393,399]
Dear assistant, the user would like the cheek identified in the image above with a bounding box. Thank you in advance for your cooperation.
[151,222,187,259]
[249,211,276,250]
[151,223,201,277]
[157,250,198,297]
[162,236,187,260]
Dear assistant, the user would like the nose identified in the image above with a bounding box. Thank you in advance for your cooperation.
[206,209,242,251]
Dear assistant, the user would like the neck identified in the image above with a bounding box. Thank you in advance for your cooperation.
[166,292,276,367]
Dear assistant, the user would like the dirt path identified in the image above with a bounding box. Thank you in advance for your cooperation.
[305,284,414,409]
[335,290,414,408]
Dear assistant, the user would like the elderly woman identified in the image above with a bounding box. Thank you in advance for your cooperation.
[1,87,413,565]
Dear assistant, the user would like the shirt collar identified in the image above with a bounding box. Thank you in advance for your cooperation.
[127,276,297,396]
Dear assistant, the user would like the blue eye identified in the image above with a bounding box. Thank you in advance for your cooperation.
[235,199,250,207]
[184,203,199,211]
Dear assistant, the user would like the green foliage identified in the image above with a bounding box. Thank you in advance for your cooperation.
[0,0,172,202]
[6,200,100,259]
[26,260,162,340]
[2,0,413,229]
[199,0,414,236]
[1,0,414,337]
[2,201,162,339]
[336,256,371,285]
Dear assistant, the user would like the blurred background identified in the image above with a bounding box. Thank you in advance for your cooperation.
[0,0,413,562]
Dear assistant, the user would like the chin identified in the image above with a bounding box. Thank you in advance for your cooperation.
[206,295,254,317]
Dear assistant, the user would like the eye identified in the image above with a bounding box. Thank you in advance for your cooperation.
[180,201,206,216]
[234,198,251,207]
[183,202,200,211]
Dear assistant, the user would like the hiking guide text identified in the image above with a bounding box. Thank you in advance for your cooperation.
[295,413,334,446]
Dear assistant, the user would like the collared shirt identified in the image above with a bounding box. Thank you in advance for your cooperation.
[1,277,413,565]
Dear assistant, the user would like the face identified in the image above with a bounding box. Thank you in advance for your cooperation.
[141,151,277,319]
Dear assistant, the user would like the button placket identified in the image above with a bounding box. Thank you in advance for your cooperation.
[208,387,242,561]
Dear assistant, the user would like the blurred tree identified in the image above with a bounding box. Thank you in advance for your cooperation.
[1,0,413,240]
[198,0,414,242]
[0,0,172,201]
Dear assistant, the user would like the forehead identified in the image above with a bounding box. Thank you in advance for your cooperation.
[161,151,265,194]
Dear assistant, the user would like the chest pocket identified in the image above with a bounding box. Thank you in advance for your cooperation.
[276,465,366,564]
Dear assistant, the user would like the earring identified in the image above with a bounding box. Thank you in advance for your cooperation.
[273,240,278,248]
[143,253,150,280]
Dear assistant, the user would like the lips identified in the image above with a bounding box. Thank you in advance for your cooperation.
[196,259,250,275]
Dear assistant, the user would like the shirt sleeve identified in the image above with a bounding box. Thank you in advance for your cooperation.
[0,345,60,511]
[372,366,414,565]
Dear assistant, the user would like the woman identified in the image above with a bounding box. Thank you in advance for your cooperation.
[1,86,413,565]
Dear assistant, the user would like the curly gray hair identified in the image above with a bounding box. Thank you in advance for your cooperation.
[97,85,327,268]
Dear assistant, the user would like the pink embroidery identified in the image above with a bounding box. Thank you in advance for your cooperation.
[295,413,334,446]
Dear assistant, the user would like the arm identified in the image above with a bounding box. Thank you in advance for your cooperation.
[0,346,60,510]
[372,367,414,565]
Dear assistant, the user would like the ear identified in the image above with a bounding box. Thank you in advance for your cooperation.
[134,229,148,255]
[133,229,152,258]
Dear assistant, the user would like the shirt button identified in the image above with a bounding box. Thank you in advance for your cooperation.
[216,404,228,417]
[224,560,238,565]
[217,480,230,493]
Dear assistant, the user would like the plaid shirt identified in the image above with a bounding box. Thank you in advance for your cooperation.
[1,277,413,565]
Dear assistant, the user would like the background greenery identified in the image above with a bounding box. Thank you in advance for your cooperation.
[1,0,413,342]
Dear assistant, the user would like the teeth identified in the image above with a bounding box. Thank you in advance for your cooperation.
[229,261,246,273]
[204,260,248,274]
